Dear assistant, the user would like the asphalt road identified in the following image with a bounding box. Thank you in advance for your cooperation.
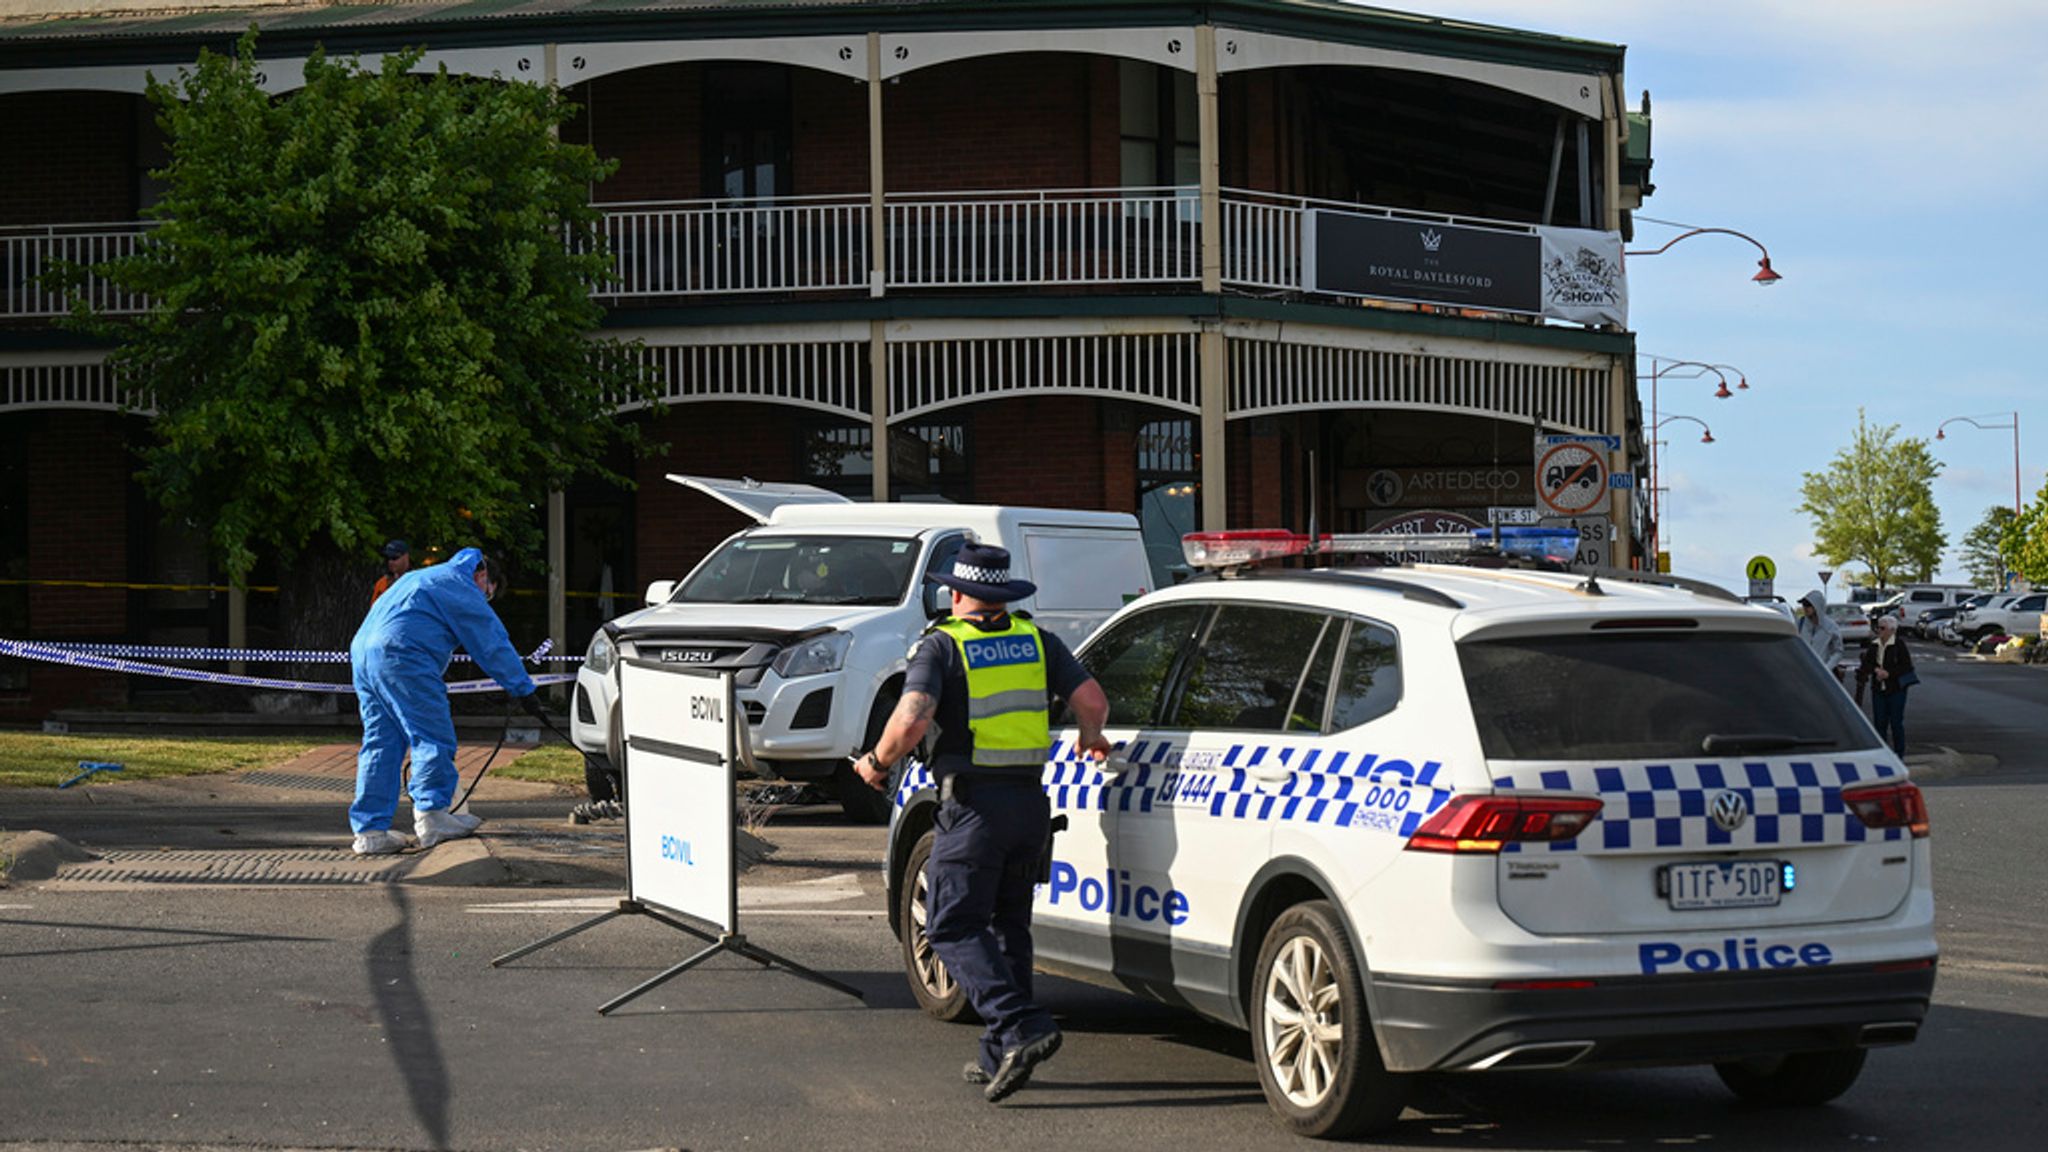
[2,646,2043,1151]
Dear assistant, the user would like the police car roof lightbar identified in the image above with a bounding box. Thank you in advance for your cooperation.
[1182,527,1580,570]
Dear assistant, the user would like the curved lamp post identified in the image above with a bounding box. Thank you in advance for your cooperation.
[1936,412,2022,514]
[1647,414,1715,565]
[1652,414,1716,443]
[1640,357,1744,564]
[1627,220,1783,285]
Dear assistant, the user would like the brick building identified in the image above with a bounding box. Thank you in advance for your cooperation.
[0,0,1655,714]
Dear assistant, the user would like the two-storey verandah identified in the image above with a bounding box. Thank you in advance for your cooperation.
[0,0,1648,712]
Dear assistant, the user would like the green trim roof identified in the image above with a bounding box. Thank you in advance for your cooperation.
[1,0,1624,76]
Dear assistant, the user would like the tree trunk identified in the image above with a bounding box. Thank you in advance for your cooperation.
[278,537,370,688]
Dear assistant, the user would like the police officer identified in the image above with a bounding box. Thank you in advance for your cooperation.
[852,542,1111,1102]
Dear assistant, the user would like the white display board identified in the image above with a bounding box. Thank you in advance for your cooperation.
[619,660,736,932]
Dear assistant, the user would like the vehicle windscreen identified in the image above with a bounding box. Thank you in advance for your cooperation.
[674,535,918,606]
[1458,630,1877,761]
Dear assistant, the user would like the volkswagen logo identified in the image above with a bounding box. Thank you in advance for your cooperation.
[1710,790,1750,833]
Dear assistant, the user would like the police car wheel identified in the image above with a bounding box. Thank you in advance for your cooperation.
[899,830,972,1022]
[1713,1048,1868,1106]
[1249,901,1406,1138]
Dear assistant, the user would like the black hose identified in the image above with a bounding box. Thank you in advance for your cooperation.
[453,696,575,812]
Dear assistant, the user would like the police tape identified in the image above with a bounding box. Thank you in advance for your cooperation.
[13,639,580,664]
[0,637,577,695]
[0,577,624,600]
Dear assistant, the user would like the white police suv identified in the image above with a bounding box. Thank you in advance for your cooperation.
[883,528,1935,1139]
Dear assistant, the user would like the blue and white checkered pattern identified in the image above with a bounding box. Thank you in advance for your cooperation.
[893,738,1454,837]
[1490,760,1906,854]
[894,745,1908,854]
[951,562,1010,584]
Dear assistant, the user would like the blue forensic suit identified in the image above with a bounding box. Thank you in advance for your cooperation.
[348,547,536,834]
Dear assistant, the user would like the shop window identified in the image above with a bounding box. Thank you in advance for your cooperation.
[800,421,970,502]
[1137,417,1198,588]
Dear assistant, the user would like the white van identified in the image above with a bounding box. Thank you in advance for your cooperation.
[569,475,1152,821]
[1891,583,1984,627]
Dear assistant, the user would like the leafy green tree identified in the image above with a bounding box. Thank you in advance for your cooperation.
[2002,481,2048,585]
[1796,411,1944,590]
[70,34,650,649]
[1958,505,2016,590]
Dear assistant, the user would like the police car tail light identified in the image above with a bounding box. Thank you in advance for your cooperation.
[1842,781,1930,838]
[1181,527,1579,570]
[1405,795,1604,854]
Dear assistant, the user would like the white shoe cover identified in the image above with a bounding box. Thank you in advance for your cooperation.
[414,807,478,848]
[352,830,415,856]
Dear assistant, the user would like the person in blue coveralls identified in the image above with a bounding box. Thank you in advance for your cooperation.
[348,547,545,856]
[851,542,1111,1102]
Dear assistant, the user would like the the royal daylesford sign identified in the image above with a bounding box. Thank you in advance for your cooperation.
[1303,211,1627,327]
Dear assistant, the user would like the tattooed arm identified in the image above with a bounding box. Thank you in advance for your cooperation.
[854,690,937,789]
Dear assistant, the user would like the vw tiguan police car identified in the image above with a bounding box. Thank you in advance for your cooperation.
[884,528,1935,1139]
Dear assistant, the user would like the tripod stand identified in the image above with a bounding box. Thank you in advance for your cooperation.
[491,896,862,1014]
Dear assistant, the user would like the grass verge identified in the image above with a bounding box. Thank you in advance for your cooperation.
[491,743,584,786]
[0,732,588,790]
[0,732,318,789]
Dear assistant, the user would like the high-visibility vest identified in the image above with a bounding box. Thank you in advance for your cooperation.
[936,615,1052,769]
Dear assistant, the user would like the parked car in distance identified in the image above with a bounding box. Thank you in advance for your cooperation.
[1955,591,2048,641]
[1848,586,1897,605]
[1827,602,1872,645]
[1912,605,1960,642]
[1890,584,1985,628]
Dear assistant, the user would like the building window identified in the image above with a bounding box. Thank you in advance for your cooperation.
[1120,60,1199,191]
[704,64,792,203]
[801,421,971,502]
[1136,417,1198,587]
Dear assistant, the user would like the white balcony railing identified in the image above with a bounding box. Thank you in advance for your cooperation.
[590,194,870,299]
[3,189,1581,317]
[887,187,1201,288]
[1,222,153,318]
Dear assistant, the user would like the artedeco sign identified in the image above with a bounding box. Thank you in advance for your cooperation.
[1303,211,1627,327]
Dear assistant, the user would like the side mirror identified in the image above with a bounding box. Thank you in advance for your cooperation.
[644,580,677,606]
[924,582,950,620]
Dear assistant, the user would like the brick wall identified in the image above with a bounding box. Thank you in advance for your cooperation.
[1224,420,1288,530]
[1,91,141,225]
[968,395,1107,508]
[794,69,869,194]
[632,404,796,581]
[883,54,1095,191]
[570,64,703,203]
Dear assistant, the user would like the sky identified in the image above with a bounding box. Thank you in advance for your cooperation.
[1380,0,2048,598]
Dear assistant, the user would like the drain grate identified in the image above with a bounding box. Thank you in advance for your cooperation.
[238,770,356,794]
[56,849,407,886]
